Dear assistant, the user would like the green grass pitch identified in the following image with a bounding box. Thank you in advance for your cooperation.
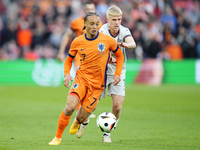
[0,84,200,150]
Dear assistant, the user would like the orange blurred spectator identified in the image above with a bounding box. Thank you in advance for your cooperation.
[195,19,200,34]
[17,21,32,47]
[165,36,183,60]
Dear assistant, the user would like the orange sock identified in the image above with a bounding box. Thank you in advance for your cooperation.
[55,111,71,138]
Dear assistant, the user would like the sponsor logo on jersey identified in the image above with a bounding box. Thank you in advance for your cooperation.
[81,48,86,51]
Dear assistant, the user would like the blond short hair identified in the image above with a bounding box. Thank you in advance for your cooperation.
[106,5,122,18]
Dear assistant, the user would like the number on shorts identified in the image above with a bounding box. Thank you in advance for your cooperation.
[90,97,97,106]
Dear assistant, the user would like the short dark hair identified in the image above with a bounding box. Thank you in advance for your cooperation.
[82,12,100,30]
[84,1,94,6]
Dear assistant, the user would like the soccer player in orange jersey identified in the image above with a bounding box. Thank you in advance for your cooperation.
[57,1,102,116]
[49,12,124,145]
[76,5,137,143]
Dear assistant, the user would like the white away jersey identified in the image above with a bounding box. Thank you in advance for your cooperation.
[99,23,132,76]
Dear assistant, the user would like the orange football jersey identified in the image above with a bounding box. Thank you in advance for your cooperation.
[70,17,103,67]
[64,32,124,89]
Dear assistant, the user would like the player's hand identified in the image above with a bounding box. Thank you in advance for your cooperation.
[113,75,120,85]
[108,56,116,63]
[57,52,65,63]
[118,42,128,48]
[63,74,73,88]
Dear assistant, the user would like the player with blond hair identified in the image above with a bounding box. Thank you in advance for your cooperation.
[49,12,124,145]
[76,5,136,143]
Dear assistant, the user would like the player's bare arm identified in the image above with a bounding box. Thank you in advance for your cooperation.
[110,36,136,64]
[57,29,73,62]
[63,74,73,88]
[117,36,136,49]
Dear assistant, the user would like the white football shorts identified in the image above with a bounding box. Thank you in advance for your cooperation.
[101,74,125,98]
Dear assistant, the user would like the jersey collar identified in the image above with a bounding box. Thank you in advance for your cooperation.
[85,31,99,41]
[109,29,119,38]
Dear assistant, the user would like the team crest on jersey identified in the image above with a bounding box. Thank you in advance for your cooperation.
[98,43,105,52]
[73,83,78,89]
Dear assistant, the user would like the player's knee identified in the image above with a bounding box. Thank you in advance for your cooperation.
[115,108,121,115]
[64,106,75,116]
[113,105,122,114]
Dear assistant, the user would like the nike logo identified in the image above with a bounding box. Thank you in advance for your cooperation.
[81,48,86,51]
[87,106,92,109]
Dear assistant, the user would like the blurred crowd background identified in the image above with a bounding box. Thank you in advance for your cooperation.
[0,0,200,61]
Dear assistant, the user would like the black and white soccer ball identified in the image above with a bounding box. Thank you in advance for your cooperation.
[96,112,117,133]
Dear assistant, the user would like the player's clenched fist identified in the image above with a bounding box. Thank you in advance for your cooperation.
[63,74,73,88]
[113,75,121,85]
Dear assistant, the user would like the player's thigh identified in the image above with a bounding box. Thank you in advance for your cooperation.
[65,94,79,111]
